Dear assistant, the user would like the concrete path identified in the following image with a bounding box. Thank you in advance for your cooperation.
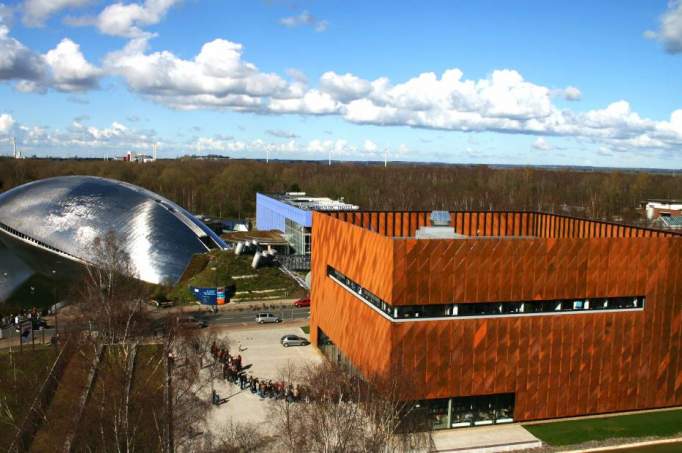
[431,424,542,452]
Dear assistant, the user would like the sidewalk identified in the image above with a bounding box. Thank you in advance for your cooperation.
[146,297,300,316]
[430,424,542,452]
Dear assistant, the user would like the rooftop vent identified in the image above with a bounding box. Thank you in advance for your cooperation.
[415,210,465,239]
[430,210,451,226]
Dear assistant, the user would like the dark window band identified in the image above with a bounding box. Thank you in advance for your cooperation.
[327,265,645,320]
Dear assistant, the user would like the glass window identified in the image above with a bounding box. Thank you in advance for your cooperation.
[327,266,644,322]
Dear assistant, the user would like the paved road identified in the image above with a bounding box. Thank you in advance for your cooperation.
[0,307,310,339]
[193,307,310,325]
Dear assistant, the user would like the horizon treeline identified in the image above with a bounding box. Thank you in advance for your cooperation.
[1,158,680,224]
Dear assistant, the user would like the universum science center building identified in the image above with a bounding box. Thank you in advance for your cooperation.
[309,209,682,429]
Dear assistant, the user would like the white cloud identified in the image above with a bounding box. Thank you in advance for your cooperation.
[22,0,91,27]
[319,71,372,102]
[44,38,101,91]
[645,0,682,53]
[67,0,180,38]
[0,4,13,26]
[363,139,378,152]
[0,24,46,81]
[0,25,100,92]
[15,118,160,154]
[279,10,327,32]
[532,137,553,151]
[268,89,340,114]
[563,86,582,101]
[104,37,295,110]
[99,36,682,153]
[0,113,14,134]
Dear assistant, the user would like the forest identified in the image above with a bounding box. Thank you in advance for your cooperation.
[1,157,680,224]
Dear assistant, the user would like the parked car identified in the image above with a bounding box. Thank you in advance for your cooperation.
[178,316,207,329]
[256,312,281,324]
[280,335,309,347]
[294,297,310,308]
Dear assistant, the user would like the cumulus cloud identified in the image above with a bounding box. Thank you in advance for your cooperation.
[44,38,101,91]
[15,117,160,155]
[104,37,295,110]
[22,0,91,27]
[0,24,101,92]
[645,0,682,53]
[279,10,327,32]
[103,36,682,153]
[0,113,14,134]
[67,0,180,38]
[0,24,46,82]
[532,137,553,151]
[319,71,372,102]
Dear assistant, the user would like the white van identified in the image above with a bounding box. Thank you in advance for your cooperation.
[255,312,281,324]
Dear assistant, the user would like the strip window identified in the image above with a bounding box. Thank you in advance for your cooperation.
[327,265,645,320]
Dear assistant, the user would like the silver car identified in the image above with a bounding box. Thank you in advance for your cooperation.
[280,335,309,347]
[256,312,281,324]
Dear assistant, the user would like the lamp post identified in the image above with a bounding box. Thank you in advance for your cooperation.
[51,269,58,338]
[210,267,218,313]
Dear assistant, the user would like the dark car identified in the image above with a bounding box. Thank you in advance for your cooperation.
[280,335,310,347]
[178,316,208,329]
[294,298,310,308]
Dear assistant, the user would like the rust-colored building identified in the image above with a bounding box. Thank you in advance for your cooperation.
[310,210,682,429]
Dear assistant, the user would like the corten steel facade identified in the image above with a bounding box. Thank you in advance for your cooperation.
[309,210,682,424]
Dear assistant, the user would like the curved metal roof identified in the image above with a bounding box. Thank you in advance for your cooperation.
[0,176,227,284]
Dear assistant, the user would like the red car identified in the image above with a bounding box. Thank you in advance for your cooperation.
[294,297,310,308]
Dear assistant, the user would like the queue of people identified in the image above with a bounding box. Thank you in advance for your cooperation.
[1,307,43,331]
[210,341,306,404]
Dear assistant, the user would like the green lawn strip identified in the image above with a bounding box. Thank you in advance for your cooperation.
[0,347,58,446]
[30,343,97,453]
[301,325,310,334]
[71,345,128,451]
[523,409,682,446]
[128,344,165,451]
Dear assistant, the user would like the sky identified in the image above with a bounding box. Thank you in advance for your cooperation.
[1,0,682,167]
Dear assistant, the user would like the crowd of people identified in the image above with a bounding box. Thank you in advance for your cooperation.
[210,342,307,404]
[0,307,44,330]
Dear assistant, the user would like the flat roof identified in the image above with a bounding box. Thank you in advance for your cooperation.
[320,210,682,239]
[268,192,359,212]
[221,230,289,245]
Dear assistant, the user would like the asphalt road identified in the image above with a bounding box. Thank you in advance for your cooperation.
[193,307,310,325]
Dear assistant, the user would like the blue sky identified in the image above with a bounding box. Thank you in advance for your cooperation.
[1,0,682,167]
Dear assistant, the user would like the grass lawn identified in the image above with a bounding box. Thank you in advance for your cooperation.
[128,344,165,451]
[524,409,682,446]
[301,325,310,334]
[30,342,97,452]
[0,347,58,447]
[170,250,302,303]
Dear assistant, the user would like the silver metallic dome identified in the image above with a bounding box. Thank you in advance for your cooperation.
[0,176,227,285]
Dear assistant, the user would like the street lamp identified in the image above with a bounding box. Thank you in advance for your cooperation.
[210,267,218,313]
[51,269,58,337]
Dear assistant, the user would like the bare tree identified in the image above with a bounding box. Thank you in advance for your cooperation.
[74,231,151,344]
[270,361,431,453]
[165,321,223,452]
[202,421,272,453]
